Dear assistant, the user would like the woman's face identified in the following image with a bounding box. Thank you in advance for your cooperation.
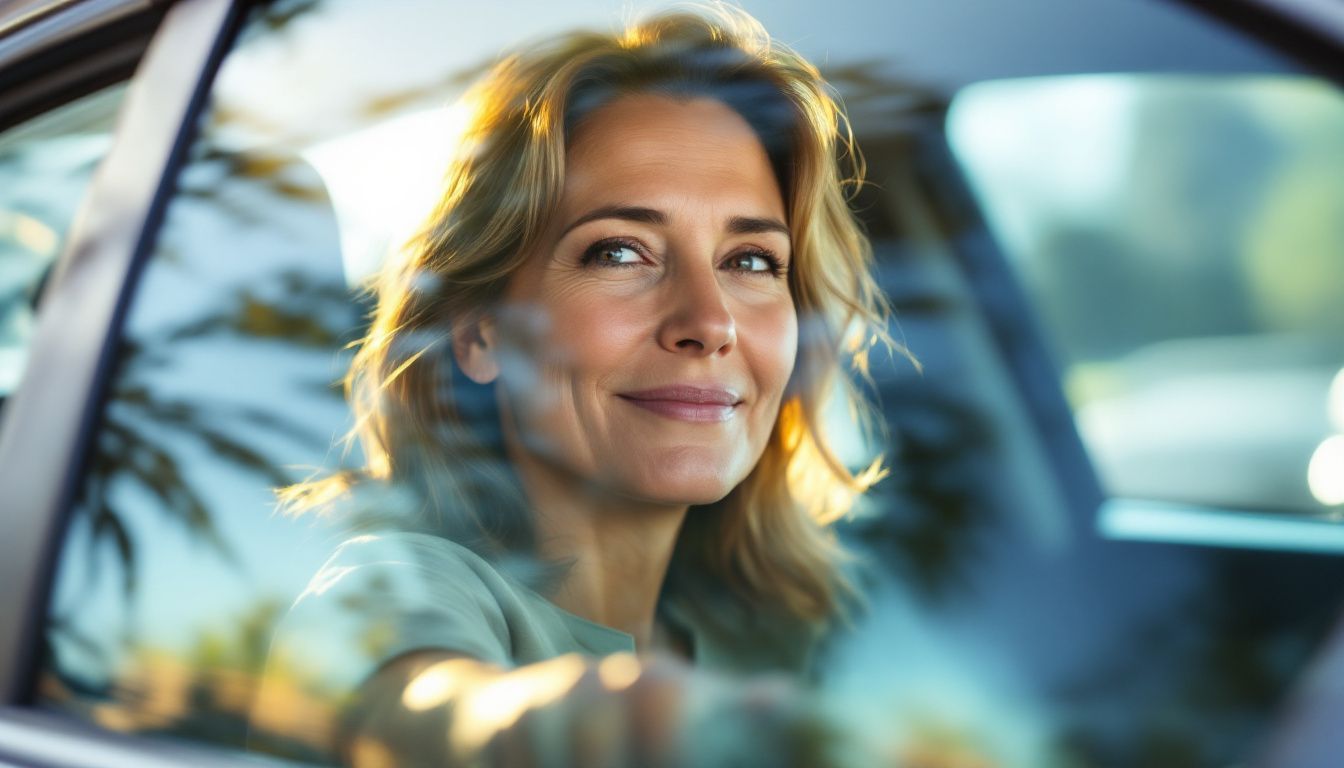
[463,93,798,508]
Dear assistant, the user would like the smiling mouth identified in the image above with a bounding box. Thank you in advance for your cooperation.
[616,386,743,423]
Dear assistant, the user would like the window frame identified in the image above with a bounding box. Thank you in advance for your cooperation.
[0,0,241,709]
[935,0,1344,538]
[1173,0,1344,85]
[0,0,169,132]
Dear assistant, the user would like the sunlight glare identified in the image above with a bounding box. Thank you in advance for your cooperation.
[402,658,484,712]
[9,211,59,257]
[450,655,587,754]
[1308,434,1344,507]
[303,102,472,287]
[597,653,641,691]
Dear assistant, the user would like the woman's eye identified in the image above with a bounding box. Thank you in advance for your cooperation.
[727,251,779,274]
[585,241,642,266]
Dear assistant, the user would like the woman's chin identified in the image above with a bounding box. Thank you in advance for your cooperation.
[614,454,750,507]
[625,483,735,509]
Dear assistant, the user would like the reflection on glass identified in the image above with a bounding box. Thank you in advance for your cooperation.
[301,104,470,285]
[40,71,364,749]
[0,84,124,399]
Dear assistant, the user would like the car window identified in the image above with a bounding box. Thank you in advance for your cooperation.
[0,83,125,414]
[941,73,1344,765]
[29,1,1344,766]
[947,75,1344,524]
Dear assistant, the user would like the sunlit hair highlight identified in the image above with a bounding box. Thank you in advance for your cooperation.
[283,4,893,626]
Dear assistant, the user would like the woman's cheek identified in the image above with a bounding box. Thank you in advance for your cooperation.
[748,299,799,400]
[558,291,647,363]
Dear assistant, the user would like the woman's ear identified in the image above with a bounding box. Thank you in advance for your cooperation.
[452,314,500,385]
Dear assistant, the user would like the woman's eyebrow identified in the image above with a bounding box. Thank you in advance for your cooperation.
[561,205,665,236]
[727,216,789,237]
[560,207,789,239]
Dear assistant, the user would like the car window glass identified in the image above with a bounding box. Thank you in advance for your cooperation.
[32,2,1344,766]
[948,75,1344,521]
[0,83,125,413]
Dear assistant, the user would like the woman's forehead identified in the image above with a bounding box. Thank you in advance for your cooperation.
[561,94,785,220]
[567,93,761,152]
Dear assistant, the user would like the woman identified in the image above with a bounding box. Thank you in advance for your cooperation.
[252,5,892,765]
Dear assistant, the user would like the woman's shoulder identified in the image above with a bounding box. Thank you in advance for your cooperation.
[277,530,518,676]
[314,529,499,582]
[284,529,635,669]
[249,530,522,756]
[309,529,555,615]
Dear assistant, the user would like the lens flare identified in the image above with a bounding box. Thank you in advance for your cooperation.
[1308,435,1344,507]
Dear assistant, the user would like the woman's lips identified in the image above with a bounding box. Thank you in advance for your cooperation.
[617,386,742,423]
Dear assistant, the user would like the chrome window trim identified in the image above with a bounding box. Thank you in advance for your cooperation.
[0,0,161,71]
[0,0,169,134]
[0,0,240,704]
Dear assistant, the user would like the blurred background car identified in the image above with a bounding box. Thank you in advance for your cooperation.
[1,0,1342,765]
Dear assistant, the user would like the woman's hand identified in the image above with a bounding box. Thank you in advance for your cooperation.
[337,651,896,768]
[340,651,687,767]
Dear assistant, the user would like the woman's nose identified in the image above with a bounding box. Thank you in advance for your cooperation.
[656,266,736,356]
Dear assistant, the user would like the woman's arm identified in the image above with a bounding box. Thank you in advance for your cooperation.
[339,650,684,767]
[338,650,877,768]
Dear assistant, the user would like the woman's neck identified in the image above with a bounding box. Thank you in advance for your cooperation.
[513,458,688,650]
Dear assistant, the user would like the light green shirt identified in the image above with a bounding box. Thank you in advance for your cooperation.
[267,530,817,701]
[250,530,824,763]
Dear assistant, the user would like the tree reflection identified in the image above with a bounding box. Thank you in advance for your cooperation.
[45,50,366,732]
[70,221,364,597]
[256,0,323,33]
[43,596,338,755]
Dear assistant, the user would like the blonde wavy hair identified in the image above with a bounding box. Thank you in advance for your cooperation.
[285,5,892,627]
